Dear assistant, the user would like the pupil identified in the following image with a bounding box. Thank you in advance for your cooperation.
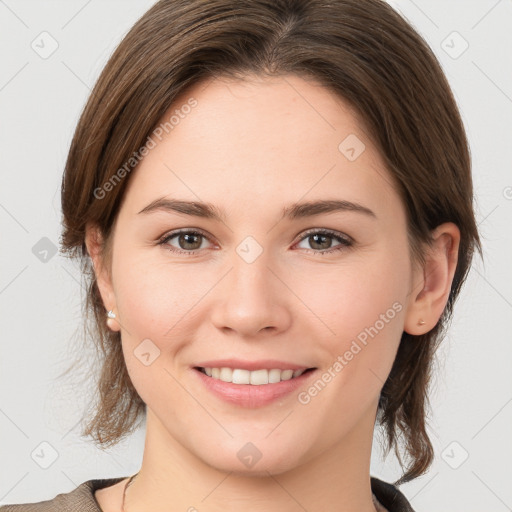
[181,233,201,250]
[311,234,330,250]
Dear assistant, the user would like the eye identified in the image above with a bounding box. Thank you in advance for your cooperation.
[294,229,353,255]
[157,228,353,256]
[158,229,214,255]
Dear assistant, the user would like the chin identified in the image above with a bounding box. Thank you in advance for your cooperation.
[200,441,307,477]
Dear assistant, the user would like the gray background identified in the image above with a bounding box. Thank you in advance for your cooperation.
[0,1,511,510]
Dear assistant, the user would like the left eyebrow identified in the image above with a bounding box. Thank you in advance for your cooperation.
[282,199,376,220]
[137,197,377,221]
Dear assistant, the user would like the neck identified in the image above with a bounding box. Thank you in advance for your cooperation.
[124,405,381,512]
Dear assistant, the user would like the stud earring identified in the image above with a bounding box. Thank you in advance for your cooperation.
[418,319,426,326]
[106,310,118,331]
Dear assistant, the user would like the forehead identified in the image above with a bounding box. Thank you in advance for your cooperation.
[121,74,402,222]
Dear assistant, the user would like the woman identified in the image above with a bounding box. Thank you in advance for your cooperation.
[0,0,481,511]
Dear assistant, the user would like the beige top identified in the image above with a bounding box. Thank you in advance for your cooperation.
[0,476,415,511]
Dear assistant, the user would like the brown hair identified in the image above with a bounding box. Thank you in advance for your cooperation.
[59,0,482,486]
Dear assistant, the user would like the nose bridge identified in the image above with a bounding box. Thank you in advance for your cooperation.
[210,238,291,335]
[229,241,275,310]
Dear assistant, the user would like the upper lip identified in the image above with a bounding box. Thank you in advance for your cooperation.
[194,359,315,371]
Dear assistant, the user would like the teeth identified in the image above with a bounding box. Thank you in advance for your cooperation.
[201,367,308,384]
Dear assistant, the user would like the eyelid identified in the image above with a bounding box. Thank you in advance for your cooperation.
[295,227,353,245]
[157,227,212,243]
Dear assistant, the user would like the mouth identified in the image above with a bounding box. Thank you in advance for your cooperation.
[194,366,317,385]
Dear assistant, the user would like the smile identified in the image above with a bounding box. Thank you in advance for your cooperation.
[196,367,315,385]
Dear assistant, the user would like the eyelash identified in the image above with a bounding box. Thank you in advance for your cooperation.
[157,228,353,256]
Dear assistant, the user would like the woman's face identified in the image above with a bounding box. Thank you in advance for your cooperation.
[93,74,423,475]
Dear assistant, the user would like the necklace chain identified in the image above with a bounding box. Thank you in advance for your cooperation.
[121,473,138,512]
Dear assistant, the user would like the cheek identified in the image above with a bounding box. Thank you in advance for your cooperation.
[113,250,205,340]
[294,250,409,382]
[292,255,408,434]
[112,255,201,409]
[302,250,408,336]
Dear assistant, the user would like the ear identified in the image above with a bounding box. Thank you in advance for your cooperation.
[404,222,461,335]
[85,222,120,332]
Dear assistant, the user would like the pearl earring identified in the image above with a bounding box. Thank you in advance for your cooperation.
[418,319,425,326]
[106,310,118,331]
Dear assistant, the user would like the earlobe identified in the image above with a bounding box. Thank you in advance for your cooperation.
[404,222,461,335]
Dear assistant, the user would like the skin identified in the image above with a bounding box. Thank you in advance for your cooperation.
[87,74,460,512]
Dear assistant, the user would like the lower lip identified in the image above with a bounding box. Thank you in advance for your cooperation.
[193,368,317,408]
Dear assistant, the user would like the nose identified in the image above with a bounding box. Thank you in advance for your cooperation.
[210,250,292,338]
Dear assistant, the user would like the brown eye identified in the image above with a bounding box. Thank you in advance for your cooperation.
[159,230,212,254]
[295,229,352,255]
[176,232,203,250]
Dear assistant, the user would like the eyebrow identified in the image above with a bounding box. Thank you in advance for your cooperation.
[137,197,377,221]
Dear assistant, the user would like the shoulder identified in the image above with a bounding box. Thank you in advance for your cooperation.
[2,475,415,511]
[0,477,126,512]
[371,476,416,512]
